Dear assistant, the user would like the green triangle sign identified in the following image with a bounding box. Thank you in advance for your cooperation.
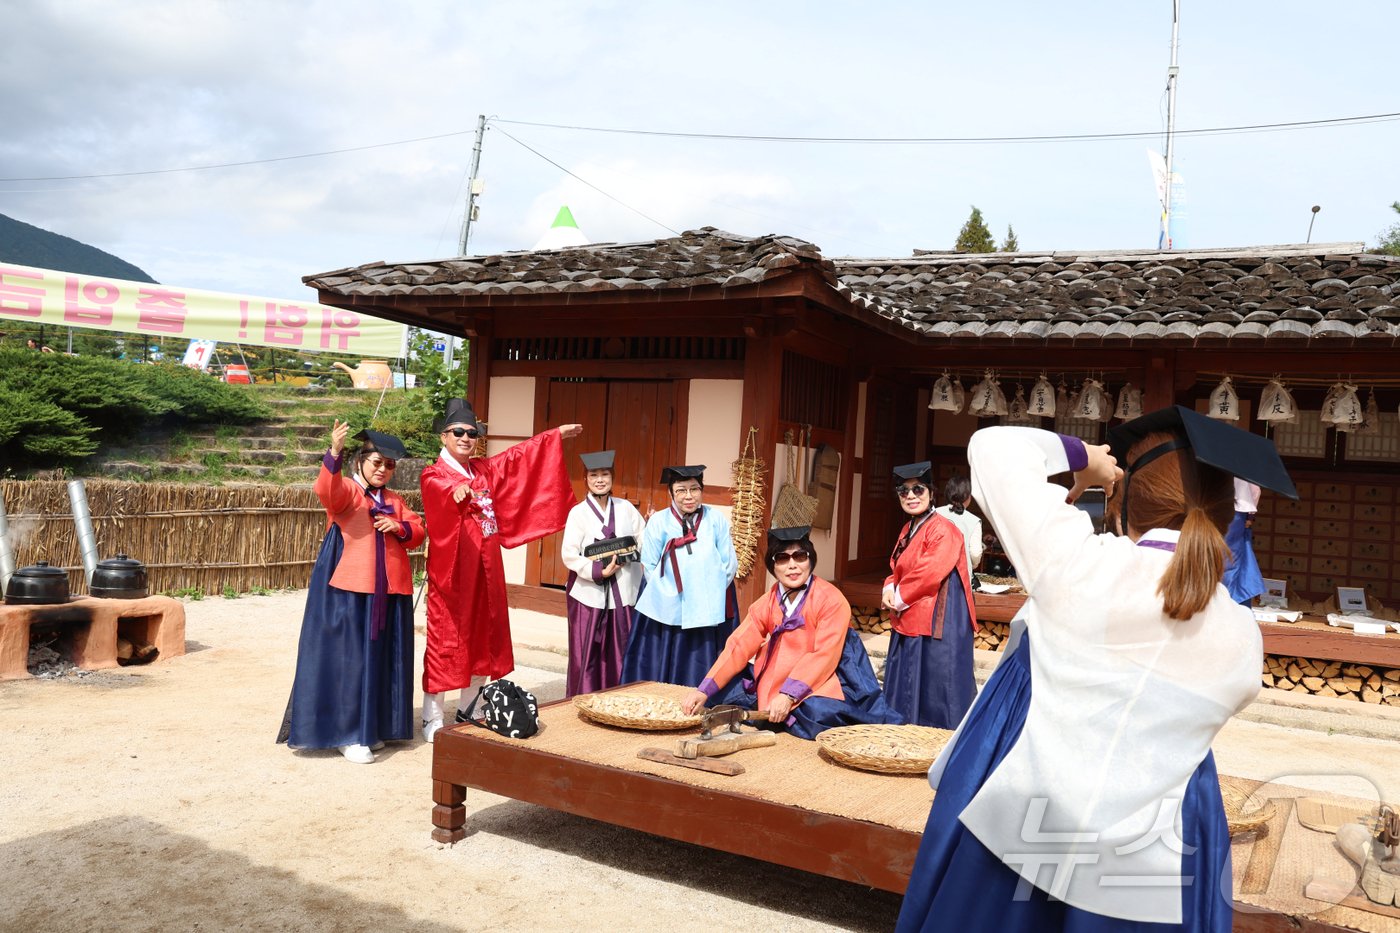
[551,206,578,229]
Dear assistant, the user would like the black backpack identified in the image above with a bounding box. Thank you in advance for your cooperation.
[460,679,540,739]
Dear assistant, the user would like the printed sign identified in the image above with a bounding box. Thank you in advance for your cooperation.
[0,263,407,357]
[182,338,217,370]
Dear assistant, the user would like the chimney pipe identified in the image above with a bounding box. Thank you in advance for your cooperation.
[67,480,99,586]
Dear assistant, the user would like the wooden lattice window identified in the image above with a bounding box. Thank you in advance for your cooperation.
[495,336,745,362]
[780,352,846,431]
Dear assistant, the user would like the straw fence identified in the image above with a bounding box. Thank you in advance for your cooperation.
[1,480,426,595]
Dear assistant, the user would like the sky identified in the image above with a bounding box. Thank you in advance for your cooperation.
[2,0,1399,302]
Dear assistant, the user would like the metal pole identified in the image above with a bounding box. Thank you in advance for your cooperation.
[1162,0,1181,250]
[457,114,488,257]
[67,480,100,587]
[1307,205,1321,244]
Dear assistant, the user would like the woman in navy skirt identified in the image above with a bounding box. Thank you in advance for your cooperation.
[897,409,1296,930]
[277,423,425,764]
[621,465,739,686]
[882,461,978,728]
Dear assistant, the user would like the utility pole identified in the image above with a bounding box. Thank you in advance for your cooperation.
[447,114,488,372]
[1162,0,1180,250]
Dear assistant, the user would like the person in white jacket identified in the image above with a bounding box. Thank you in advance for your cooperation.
[896,406,1297,931]
[934,473,983,586]
[559,450,645,696]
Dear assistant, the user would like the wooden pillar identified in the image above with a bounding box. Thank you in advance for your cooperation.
[1142,351,1176,411]
[735,328,782,610]
[464,313,494,420]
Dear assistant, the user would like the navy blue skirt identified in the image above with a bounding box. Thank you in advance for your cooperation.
[1223,511,1265,605]
[277,525,415,749]
[895,636,1234,932]
[620,584,740,687]
[884,571,975,728]
[711,628,906,739]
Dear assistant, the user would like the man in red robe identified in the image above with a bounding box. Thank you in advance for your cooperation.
[420,398,582,741]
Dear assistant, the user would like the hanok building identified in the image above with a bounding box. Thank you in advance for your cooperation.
[306,230,1400,700]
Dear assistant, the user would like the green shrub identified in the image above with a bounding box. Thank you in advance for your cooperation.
[0,385,99,465]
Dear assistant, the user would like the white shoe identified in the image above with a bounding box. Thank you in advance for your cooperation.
[422,718,444,743]
[339,744,375,764]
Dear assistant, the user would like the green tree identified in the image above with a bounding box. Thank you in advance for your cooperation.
[1001,225,1020,252]
[1374,201,1400,256]
[954,206,996,253]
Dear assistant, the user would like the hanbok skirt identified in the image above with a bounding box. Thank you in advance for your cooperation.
[620,584,740,687]
[1223,511,1265,605]
[884,571,975,728]
[711,628,907,739]
[895,636,1234,932]
[565,577,634,697]
[276,525,415,749]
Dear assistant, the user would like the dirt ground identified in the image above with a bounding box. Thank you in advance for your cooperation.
[2,591,1398,932]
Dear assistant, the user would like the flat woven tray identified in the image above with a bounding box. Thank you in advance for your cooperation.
[1219,774,1277,836]
[572,693,703,731]
[817,724,953,775]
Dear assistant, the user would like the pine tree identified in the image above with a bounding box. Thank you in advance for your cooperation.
[954,206,996,253]
[1001,225,1020,252]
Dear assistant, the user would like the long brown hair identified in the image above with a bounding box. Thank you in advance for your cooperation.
[1109,430,1235,620]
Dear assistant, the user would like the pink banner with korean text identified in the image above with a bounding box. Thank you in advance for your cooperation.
[0,263,407,357]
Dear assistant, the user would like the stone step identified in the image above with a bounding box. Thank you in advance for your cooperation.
[185,435,322,453]
[279,466,322,482]
[243,423,327,439]
[194,448,288,465]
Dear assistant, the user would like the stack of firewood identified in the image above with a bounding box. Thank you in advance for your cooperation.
[1262,656,1400,705]
[849,606,892,635]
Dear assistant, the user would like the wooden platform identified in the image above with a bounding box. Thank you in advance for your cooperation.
[0,594,186,680]
[432,683,1381,931]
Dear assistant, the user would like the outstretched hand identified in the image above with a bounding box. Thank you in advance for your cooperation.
[330,420,350,455]
[557,423,583,439]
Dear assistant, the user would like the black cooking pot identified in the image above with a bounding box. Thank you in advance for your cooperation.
[4,562,71,605]
[90,554,149,600]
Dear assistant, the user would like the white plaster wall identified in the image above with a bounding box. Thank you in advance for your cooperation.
[485,375,536,586]
[685,379,744,488]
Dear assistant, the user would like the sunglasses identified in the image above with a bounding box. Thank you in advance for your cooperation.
[447,427,480,439]
[896,484,929,498]
[774,549,812,564]
[364,458,397,470]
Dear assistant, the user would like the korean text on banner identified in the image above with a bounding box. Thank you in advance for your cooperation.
[0,263,407,357]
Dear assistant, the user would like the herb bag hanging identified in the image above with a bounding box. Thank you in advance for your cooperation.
[1114,383,1143,421]
[928,372,961,412]
[1339,389,1379,435]
[1073,378,1105,421]
[967,371,1008,418]
[1056,380,1071,419]
[1097,388,1115,423]
[1207,376,1240,421]
[1256,377,1297,424]
[951,376,966,412]
[1322,383,1363,426]
[1005,385,1034,425]
[1027,374,1057,418]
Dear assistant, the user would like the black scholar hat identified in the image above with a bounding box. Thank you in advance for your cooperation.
[659,465,706,485]
[354,429,408,462]
[434,398,480,433]
[1107,405,1298,500]
[580,450,616,471]
[892,461,933,485]
[767,526,812,549]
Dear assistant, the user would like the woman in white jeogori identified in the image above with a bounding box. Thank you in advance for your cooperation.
[896,406,1297,931]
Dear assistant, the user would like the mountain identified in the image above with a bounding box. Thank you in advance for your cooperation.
[0,212,156,282]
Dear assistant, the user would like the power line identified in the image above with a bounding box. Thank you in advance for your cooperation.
[494,111,1400,145]
[492,127,680,236]
[0,130,475,182]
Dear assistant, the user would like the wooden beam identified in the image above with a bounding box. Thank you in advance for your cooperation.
[492,359,745,380]
[735,332,783,609]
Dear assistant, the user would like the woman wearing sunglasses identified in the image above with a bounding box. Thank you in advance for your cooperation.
[882,462,978,728]
[680,526,902,737]
[278,421,425,764]
[419,398,582,741]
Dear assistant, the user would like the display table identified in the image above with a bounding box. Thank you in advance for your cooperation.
[432,683,1387,930]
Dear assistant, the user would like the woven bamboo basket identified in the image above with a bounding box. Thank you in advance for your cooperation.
[1218,775,1277,836]
[729,426,767,579]
[817,723,953,775]
[772,426,817,529]
[573,693,703,731]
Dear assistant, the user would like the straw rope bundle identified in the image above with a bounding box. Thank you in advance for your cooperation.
[1219,775,1278,836]
[0,479,426,595]
[729,426,767,580]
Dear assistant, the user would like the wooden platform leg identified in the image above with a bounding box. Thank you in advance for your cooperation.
[431,779,467,844]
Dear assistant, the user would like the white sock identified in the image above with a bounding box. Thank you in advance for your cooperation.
[457,675,488,714]
[423,692,445,723]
